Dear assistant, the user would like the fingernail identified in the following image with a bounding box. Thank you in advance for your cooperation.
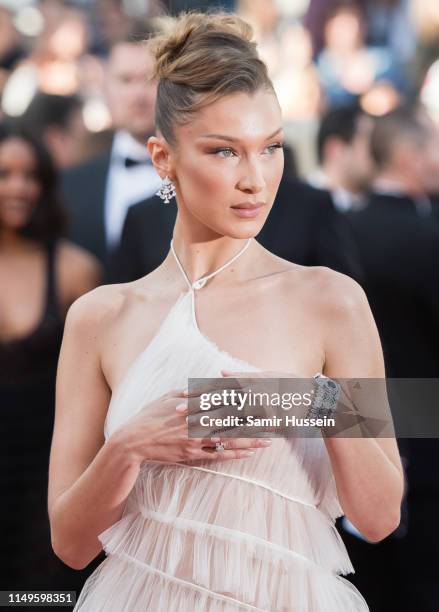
[210,437,221,442]
[242,450,256,457]
[175,403,188,412]
[260,440,272,446]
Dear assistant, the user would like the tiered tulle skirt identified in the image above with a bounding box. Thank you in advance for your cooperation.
[74,461,369,611]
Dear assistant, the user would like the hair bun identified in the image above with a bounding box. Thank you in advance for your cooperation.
[146,11,255,82]
[148,10,273,146]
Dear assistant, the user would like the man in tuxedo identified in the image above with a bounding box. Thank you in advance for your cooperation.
[109,174,364,283]
[343,106,439,611]
[61,21,162,275]
[308,105,375,213]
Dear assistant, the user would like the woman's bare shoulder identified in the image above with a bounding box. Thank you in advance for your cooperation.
[290,264,368,317]
[267,251,367,315]
[64,275,156,336]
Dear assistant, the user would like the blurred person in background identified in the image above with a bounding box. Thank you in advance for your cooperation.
[3,1,89,98]
[411,0,439,92]
[343,105,439,611]
[305,0,415,64]
[237,1,322,122]
[270,22,322,123]
[0,123,101,592]
[166,0,235,12]
[363,0,416,67]
[17,92,87,170]
[61,20,162,276]
[316,3,406,108]
[89,0,165,56]
[367,105,434,224]
[237,0,282,64]
[309,105,375,212]
[89,0,132,57]
[0,6,26,94]
[306,0,365,59]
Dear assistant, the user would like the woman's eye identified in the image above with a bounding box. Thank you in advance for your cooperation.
[266,143,284,154]
[212,148,236,158]
[210,143,284,158]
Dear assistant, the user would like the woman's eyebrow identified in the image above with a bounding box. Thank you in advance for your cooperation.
[198,127,283,142]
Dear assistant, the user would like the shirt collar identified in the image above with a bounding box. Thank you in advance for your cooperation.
[110,130,151,163]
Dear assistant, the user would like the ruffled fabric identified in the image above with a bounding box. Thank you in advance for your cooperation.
[75,549,367,612]
[74,290,369,611]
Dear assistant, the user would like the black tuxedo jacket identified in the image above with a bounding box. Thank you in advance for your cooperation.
[344,194,439,612]
[61,152,111,269]
[346,192,439,379]
[347,192,439,492]
[109,177,364,284]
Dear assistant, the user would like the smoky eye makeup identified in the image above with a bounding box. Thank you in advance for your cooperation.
[206,142,284,157]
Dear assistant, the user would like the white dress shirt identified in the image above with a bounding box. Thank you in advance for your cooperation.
[104,130,163,249]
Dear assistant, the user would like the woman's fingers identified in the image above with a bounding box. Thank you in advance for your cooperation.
[195,437,272,451]
[197,447,257,460]
[175,402,188,413]
[207,437,272,450]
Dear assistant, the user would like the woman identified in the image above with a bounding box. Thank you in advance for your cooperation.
[48,12,404,611]
[0,123,101,589]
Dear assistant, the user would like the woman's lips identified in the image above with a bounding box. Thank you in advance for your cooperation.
[230,203,265,218]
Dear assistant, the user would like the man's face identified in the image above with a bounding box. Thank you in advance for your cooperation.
[105,42,157,141]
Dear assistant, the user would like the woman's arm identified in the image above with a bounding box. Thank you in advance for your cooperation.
[48,285,262,570]
[321,271,405,542]
[48,288,142,570]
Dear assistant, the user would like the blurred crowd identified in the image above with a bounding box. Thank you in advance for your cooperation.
[0,1,439,611]
[1,0,439,171]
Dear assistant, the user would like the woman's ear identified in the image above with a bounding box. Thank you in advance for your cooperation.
[147,135,174,179]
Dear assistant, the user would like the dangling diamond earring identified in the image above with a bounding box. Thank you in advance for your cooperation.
[156,175,176,204]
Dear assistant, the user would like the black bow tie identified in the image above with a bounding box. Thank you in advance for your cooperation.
[123,157,153,168]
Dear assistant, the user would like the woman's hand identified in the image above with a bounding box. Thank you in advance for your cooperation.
[111,385,273,465]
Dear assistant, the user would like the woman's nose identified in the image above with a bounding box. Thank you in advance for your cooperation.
[238,160,265,193]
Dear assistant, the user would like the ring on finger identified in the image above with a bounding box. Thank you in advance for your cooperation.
[215,439,226,453]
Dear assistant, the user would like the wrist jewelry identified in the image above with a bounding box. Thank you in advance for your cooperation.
[306,373,340,421]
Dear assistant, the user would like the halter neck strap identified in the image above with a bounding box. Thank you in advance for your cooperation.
[170,238,252,290]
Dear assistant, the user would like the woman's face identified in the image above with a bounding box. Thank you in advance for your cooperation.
[164,89,284,240]
[0,137,41,232]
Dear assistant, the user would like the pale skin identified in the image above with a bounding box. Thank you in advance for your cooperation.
[0,137,101,341]
[104,42,158,142]
[48,88,404,571]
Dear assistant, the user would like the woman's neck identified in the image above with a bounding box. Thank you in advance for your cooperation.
[0,229,39,254]
[169,232,253,286]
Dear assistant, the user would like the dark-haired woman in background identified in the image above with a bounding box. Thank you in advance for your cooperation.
[0,124,102,590]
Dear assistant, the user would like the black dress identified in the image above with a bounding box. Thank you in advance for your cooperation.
[0,240,104,597]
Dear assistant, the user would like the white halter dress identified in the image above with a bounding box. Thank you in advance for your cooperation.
[73,238,369,612]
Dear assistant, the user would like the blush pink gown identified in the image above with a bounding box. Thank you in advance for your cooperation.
[74,238,369,611]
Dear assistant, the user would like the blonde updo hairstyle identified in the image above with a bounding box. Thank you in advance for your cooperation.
[144,11,276,147]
